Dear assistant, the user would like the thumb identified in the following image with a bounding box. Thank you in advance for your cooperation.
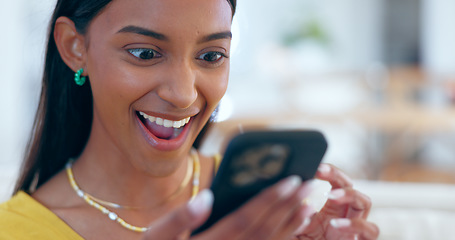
[142,189,214,240]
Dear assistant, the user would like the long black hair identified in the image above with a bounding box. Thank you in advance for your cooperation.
[14,0,236,194]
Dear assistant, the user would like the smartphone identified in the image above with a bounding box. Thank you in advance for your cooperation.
[192,130,328,235]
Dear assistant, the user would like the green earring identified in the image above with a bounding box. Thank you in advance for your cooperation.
[74,68,86,86]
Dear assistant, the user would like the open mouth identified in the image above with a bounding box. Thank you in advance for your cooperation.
[136,111,191,140]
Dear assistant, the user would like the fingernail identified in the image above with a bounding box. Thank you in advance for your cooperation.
[303,217,311,228]
[279,175,302,197]
[294,217,311,234]
[318,164,330,174]
[188,189,214,215]
[327,189,346,200]
[330,218,351,228]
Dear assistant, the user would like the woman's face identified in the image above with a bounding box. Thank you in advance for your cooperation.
[83,0,232,175]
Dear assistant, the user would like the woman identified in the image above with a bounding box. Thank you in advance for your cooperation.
[0,0,379,239]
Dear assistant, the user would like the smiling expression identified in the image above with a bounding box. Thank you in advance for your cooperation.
[81,0,232,175]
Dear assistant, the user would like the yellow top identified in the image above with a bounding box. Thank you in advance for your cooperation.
[213,153,222,175]
[0,191,83,240]
[0,155,222,239]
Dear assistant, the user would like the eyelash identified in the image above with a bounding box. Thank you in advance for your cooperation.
[126,48,228,66]
[127,48,162,60]
[197,51,228,64]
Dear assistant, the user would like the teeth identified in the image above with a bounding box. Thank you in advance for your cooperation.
[163,119,173,128]
[139,111,191,129]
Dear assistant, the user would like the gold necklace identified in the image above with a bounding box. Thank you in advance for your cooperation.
[66,149,201,233]
[82,155,194,210]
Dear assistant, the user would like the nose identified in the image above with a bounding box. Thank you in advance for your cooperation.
[157,59,198,109]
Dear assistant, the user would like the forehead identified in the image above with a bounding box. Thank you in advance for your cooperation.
[89,0,232,39]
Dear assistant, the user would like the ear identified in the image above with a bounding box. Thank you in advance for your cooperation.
[54,17,87,75]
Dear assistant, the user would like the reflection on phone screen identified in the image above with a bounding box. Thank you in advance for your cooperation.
[230,144,290,187]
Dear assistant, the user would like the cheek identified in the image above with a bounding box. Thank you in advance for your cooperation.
[200,67,229,110]
[87,49,145,118]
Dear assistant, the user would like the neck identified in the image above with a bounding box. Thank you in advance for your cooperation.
[73,129,193,209]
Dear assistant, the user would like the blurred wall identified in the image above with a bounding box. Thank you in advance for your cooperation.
[0,0,54,180]
[231,0,385,76]
[421,0,455,76]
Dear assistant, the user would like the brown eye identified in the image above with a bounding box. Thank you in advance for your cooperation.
[128,48,161,60]
[199,51,224,62]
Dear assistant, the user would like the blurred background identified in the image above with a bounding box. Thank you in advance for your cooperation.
[1,0,455,239]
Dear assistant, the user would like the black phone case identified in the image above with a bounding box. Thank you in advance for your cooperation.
[192,130,327,235]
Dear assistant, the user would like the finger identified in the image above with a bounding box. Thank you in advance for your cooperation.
[293,204,318,236]
[326,188,372,219]
[143,190,213,240]
[328,218,380,240]
[272,204,314,240]
[257,187,314,240]
[316,163,353,189]
[202,176,306,239]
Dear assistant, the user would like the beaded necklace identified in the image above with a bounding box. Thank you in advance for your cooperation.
[66,149,201,233]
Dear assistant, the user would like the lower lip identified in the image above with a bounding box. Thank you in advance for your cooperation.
[136,114,193,151]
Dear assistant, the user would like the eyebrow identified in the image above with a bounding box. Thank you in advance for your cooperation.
[117,25,232,43]
[198,31,232,43]
[117,25,168,41]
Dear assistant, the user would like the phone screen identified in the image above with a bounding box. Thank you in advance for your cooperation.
[192,130,327,235]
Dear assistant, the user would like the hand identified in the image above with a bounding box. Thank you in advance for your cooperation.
[141,189,213,240]
[294,163,380,240]
[142,176,315,240]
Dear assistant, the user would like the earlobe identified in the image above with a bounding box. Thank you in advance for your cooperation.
[54,17,87,74]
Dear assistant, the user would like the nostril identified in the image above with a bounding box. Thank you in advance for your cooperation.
[157,84,198,109]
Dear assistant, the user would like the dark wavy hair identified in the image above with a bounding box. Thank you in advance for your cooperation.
[14,0,236,194]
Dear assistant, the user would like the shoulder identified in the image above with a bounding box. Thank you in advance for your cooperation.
[0,191,83,240]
